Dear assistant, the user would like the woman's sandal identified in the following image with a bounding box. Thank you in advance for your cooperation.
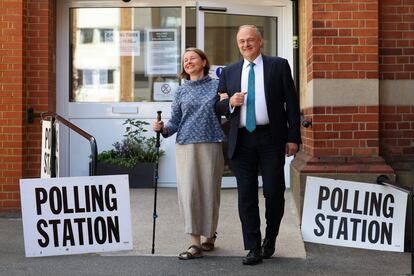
[178,245,203,260]
[201,232,217,251]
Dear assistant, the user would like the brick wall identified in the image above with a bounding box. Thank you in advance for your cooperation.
[0,0,25,213]
[379,0,414,163]
[379,0,414,80]
[308,0,379,81]
[302,106,379,157]
[24,0,56,178]
[380,106,414,158]
[0,0,55,213]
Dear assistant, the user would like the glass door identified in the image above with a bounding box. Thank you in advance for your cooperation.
[196,2,284,187]
[57,2,185,184]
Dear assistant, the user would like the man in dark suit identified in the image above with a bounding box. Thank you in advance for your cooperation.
[216,25,301,265]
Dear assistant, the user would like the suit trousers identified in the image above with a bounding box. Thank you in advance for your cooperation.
[230,126,286,250]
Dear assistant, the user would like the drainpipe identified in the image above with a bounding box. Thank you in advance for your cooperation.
[291,0,299,97]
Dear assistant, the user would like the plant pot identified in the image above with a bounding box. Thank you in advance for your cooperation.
[94,162,155,188]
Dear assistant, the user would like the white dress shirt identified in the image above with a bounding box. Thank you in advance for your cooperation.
[238,54,270,127]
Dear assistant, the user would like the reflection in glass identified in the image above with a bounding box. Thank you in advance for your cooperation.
[70,7,181,103]
[204,13,277,66]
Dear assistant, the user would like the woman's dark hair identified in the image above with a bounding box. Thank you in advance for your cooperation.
[179,47,211,79]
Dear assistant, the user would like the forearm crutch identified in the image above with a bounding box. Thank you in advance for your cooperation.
[151,111,162,254]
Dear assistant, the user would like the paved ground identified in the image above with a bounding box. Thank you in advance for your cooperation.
[0,188,411,275]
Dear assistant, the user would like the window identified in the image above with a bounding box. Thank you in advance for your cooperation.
[70,7,182,102]
[79,28,94,44]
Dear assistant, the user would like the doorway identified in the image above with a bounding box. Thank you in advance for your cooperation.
[56,1,293,187]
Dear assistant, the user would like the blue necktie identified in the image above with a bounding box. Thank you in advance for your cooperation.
[246,62,256,132]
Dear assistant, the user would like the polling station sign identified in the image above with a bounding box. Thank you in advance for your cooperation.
[20,175,133,257]
[301,176,407,252]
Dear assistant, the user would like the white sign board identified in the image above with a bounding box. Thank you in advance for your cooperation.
[301,176,407,252]
[153,81,179,101]
[41,120,52,178]
[20,175,133,257]
[146,29,179,75]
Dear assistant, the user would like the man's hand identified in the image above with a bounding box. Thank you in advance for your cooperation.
[229,91,247,107]
[285,143,298,157]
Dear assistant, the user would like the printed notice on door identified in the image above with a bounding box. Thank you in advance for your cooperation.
[146,29,179,76]
[119,31,140,56]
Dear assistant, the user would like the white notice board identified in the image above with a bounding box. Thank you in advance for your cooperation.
[41,120,52,178]
[20,175,133,257]
[145,28,179,75]
[301,176,407,252]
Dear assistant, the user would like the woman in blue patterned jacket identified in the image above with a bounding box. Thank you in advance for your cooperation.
[152,48,226,260]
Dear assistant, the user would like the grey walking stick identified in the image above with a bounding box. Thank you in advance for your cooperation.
[151,111,162,254]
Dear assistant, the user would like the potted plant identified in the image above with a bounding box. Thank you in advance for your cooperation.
[95,119,164,188]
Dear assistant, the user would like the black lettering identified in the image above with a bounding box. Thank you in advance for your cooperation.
[87,217,93,245]
[49,186,62,215]
[91,185,104,212]
[336,217,348,240]
[314,213,325,236]
[381,222,392,245]
[353,191,363,214]
[368,221,380,243]
[369,193,382,217]
[37,219,49,247]
[85,186,91,212]
[342,189,352,213]
[330,188,342,212]
[62,219,75,246]
[94,216,107,244]
[314,214,325,236]
[44,152,50,174]
[107,216,120,243]
[74,186,85,213]
[73,218,85,245]
[326,215,338,238]
[363,191,370,215]
[361,219,367,242]
[35,188,47,215]
[317,186,330,209]
[105,184,117,211]
[48,219,61,247]
[350,218,361,241]
[62,187,74,214]
[383,194,394,218]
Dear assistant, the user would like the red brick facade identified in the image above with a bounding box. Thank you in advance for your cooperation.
[307,0,379,81]
[302,106,379,157]
[0,0,55,213]
[379,0,414,165]
[0,0,25,212]
[379,0,414,80]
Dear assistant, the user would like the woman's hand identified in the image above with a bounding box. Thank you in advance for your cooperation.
[219,92,229,101]
[152,120,164,132]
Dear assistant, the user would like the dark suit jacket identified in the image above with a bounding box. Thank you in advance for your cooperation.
[215,55,301,159]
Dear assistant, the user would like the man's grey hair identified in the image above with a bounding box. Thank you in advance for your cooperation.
[237,25,262,38]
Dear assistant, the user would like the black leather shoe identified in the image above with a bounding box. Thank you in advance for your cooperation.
[262,237,276,259]
[242,248,263,265]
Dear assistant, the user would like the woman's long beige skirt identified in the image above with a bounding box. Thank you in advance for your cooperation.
[175,142,224,238]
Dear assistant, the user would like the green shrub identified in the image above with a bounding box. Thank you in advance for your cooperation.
[97,119,165,168]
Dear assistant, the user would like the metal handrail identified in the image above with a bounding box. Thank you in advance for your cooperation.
[39,111,98,176]
[376,175,413,274]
